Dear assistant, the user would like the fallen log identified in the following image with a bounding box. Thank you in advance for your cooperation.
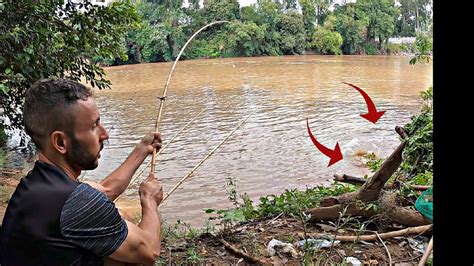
[308,126,430,226]
[307,192,430,226]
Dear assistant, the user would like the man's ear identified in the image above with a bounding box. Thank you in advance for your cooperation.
[51,131,69,155]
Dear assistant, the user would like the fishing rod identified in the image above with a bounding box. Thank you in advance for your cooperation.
[114,109,204,203]
[161,112,254,204]
[150,20,229,175]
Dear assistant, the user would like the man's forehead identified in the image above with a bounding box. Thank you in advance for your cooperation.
[75,97,100,121]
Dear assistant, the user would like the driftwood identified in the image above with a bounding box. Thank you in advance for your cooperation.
[333,174,430,191]
[219,238,270,265]
[297,224,432,242]
[307,126,430,227]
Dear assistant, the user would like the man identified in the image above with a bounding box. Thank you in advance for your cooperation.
[0,78,163,265]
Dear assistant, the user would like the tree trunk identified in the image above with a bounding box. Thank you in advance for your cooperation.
[307,126,430,227]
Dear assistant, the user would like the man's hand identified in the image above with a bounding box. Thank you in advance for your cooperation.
[139,173,163,206]
[110,173,163,265]
[137,132,162,154]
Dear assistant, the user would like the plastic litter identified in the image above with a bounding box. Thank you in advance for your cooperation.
[346,256,362,266]
[267,239,298,258]
[297,238,340,250]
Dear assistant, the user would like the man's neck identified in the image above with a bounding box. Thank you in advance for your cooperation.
[38,153,81,181]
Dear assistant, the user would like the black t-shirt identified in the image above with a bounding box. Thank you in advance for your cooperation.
[0,161,128,265]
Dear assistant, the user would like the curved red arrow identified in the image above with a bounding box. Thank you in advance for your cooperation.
[343,82,385,124]
[306,117,343,167]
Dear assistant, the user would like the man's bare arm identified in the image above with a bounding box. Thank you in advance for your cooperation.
[97,132,162,201]
[108,174,162,265]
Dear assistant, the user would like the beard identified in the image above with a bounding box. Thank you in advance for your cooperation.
[66,133,103,170]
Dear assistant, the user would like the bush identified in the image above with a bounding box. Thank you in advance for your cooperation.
[364,43,377,55]
[386,43,414,55]
[311,27,343,55]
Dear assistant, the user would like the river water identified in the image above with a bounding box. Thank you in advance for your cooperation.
[82,55,432,227]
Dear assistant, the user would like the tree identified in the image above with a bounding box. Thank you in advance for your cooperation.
[278,9,306,55]
[356,0,399,48]
[255,0,284,56]
[409,32,432,65]
[226,21,266,57]
[0,1,139,141]
[300,0,317,41]
[203,0,240,22]
[240,5,261,24]
[333,3,368,54]
[311,16,343,55]
[396,0,432,36]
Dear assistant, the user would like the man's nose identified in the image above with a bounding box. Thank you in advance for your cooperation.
[100,125,109,141]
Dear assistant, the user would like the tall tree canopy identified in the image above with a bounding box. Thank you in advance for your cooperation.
[0,0,139,139]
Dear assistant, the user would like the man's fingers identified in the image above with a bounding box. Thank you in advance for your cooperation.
[151,132,162,142]
[147,173,156,181]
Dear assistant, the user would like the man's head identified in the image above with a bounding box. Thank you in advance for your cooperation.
[23,78,109,171]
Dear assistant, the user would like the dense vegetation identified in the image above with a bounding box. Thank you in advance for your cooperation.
[0,1,139,142]
[112,0,432,66]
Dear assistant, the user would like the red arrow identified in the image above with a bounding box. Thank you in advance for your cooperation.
[343,82,386,124]
[306,117,343,167]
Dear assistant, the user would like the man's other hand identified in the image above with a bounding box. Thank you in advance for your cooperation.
[137,132,162,154]
[139,173,163,206]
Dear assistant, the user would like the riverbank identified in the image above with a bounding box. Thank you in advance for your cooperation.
[0,169,433,265]
[158,213,432,264]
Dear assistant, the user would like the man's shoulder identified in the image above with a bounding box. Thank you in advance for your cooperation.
[60,183,128,258]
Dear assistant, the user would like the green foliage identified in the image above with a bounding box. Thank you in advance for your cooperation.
[225,21,266,57]
[187,38,223,59]
[410,33,432,65]
[386,42,414,55]
[401,109,433,176]
[333,4,368,54]
[205,177,357,230]
[240,5,260,23]
[311,25,343,55]
[364,43,378,55]
[278,9,306,54]
[257,184,356,218]
[161,219,206,244]
[356,0,399,46]
[396,0,432,37]
[203,0,240,22]
[363,87,432,183]
[115,0,431,63]
[364,152,384,172]
[184,245,204,263]
[0,1,139,134]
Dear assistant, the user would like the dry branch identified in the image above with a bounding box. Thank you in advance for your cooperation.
[298,224,432,242]
[333,174,430,191]
[418,236,433,266]
[219,238,270,265]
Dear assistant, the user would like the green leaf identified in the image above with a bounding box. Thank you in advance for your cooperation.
[0,84,9,94]
[204,209,216,213]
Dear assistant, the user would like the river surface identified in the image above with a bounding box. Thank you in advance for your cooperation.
[81,55,432,227]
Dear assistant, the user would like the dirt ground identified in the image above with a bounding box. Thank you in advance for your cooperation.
[158,215,431,265]
[0,168,25,222]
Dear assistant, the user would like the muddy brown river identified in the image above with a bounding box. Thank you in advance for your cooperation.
[81,55,432,227]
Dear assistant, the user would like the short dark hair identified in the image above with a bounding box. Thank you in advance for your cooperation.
[23,78,92,149]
